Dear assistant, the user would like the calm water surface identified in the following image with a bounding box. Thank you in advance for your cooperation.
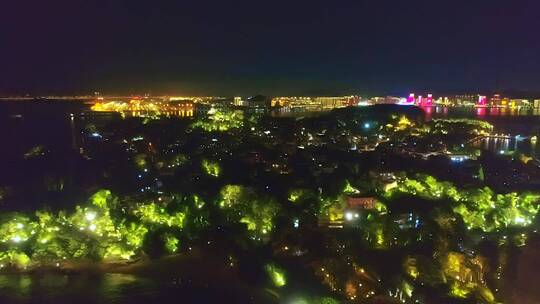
[0,273,257,304]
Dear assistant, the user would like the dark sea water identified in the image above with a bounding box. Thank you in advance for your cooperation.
[1,101,540,303]
[0,273,260,304]
[0,100,90,158]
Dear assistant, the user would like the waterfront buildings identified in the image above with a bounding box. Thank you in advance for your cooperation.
[270,96,359,111]
[87,92,540,118]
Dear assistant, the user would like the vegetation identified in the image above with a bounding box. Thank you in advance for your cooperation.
[3,105,538,303]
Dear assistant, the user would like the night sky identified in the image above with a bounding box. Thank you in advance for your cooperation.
[1,0,539,96]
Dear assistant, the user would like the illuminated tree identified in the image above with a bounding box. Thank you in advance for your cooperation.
[319,196,346,222]
[164,233,179,253]
[201,159,221,177]
[23,145,46,159]
[288,189,304,203]
[0,250,31,268]
[0,215,36,244]
[191,108,244,131]
[90,189,117,209]
[343,180,360,195]
[134,203,186,228]
[387,174,540,232]
[442,252,495,303]
[287,188,316,204]
[219,185,244,208]
[396,115,413,130]
[239,199,279,236]
[134,154,147,169]
[170,153,189,167]
[265,263,286,287]
[218,185,280,238]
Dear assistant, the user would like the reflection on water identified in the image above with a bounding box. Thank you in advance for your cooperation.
[422,106,540,119]
[471,137,539,158]
[422,106,540,158]
[0,273,148,303]
[0,273,252,303]
[473,137,516,153]
[476,107,486,117]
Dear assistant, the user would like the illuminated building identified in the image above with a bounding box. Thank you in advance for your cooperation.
[477,95,487,107]
[348,95,361,106]
[233,97,244,106]
[384,96,401,104]
[315,96,358,109]
[91,98,194,117]
[271,97,303,107]
[454,95,477,106]
[369,96,399,105]
[318,196,380,229]
[509,99,529,108]
[489,94,502,107]
[346,197,378,210]
[425,94,433,106]
[534,99,540,108]
[501,97,509,107]
[271,97,320,110]
[397,94,414,105]
[442,96,451,105]
[271,96,358,111]
[407,93,415,104]
[369,97,385,104]
[433,96,444,105]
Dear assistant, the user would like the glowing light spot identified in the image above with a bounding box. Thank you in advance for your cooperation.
[85,212,96,221]
[515,217,526,224]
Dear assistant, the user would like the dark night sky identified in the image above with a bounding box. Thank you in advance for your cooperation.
[1,0,539,96]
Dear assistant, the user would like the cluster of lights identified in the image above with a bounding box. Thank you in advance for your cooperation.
[191,108,244,132]
[91,100,194,118]
[0,190,190,269]
[344,211,359,221]
[387,174,540,232]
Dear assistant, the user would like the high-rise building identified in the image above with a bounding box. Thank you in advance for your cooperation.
[489,94,501,107]
[407,93,415,104]
[477,96,487,107]
[314,96,358,109]
[425,94,433,106]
